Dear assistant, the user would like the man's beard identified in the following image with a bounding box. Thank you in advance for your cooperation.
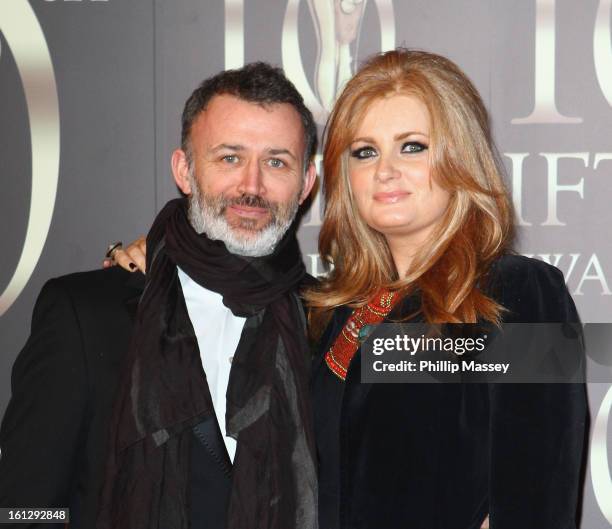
[186,172,301,257]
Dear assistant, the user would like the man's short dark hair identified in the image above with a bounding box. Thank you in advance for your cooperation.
[181,62,317,171]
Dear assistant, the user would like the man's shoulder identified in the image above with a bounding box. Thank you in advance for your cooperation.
[294,273,319,308]
[299,273,319,290]
[44,267,144,301]
[33,268,144,328]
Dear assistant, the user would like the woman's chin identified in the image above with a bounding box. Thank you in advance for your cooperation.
[369,220,416,238]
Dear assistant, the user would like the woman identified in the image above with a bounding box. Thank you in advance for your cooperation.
[111,50,587,529]
[305,49,586,529]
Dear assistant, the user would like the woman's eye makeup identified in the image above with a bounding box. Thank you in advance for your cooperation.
[350,146,377,159]
[401,141,428,153]
[350,140,429,159]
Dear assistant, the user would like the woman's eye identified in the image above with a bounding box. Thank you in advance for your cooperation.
[350,146,377,159]
[222,154,239,163]
[267,158,285,168]
[402,141,427,154]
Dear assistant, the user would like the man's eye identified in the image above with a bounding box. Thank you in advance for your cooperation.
[222,154,239,163]
[350,146,377,159]
[267,158,285,168]
[402,142,428,154]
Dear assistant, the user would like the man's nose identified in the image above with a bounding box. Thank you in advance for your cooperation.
[237,159,265,196]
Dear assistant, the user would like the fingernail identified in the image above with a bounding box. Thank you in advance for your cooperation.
[129,263,137,271]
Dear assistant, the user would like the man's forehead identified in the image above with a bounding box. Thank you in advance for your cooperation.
[191,95,305,153]
[202,93,299,121]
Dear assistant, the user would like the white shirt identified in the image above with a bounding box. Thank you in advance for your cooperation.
[177,266,246,462]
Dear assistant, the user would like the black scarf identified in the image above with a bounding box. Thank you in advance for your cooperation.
[97,198,318,529]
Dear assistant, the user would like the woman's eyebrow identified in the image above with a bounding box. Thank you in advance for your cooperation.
[351,136,376,144]
[395,131,429,141]
[350,131,429,144]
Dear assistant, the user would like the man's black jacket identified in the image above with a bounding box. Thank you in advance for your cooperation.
[0,268,143,528]
[0,266,316,529]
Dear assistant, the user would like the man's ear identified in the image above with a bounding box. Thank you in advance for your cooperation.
[299,161,317,205]
[171,149,192,195]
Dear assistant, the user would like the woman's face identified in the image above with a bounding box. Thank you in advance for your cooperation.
[348,94,450,249]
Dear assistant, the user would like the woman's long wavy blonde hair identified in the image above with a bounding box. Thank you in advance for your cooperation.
[306,49,515,336]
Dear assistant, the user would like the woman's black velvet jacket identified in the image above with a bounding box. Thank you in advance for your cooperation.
[312,254,587,529]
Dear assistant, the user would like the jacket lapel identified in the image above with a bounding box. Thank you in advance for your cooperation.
[193,415,233,475]
[310,306,352,382]
[123,271,145,322]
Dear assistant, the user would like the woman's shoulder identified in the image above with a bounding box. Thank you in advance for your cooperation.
[491,253,564,284]
[488,253,579,323]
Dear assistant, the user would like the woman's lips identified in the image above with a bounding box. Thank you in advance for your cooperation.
[373,191,411,204]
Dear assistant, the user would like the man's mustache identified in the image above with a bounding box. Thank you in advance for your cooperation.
[222,194,275,211]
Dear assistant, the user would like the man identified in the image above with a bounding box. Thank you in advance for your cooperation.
[0,62,318,529]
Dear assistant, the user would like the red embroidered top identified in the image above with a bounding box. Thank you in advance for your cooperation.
[324,289,399,380]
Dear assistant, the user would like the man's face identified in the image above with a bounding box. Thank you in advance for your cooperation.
[173,94,315,256]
